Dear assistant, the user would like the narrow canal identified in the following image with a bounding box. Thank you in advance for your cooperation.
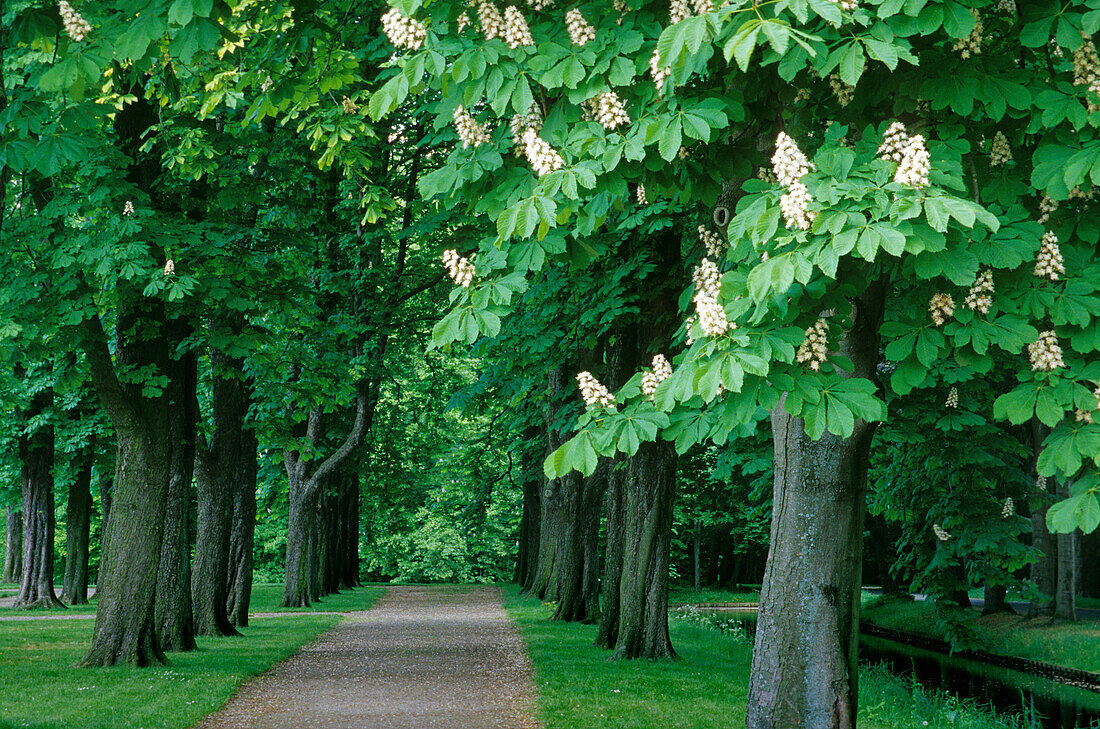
[678,609,1100,729]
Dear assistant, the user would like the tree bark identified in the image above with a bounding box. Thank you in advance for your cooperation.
[15,382,64,610]
[226,427,257,628]
[95,466,112,586]
[596,453,627,649]
[339,472,360,589]
[747,285,884,729]
[1053,481,1077,622]
[693,523,702,591]
[981,583,1010,615]
[551,463,604,623]
[193,348,247,637]
[62,449,93,605]
[4,507,22,584]
[515,427,542,590]
[612,440,677,660]
[1028,422,1055,618]
[155,343,197,652]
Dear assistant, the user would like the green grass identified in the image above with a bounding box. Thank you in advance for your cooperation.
[505,586,1036,729]
[667,586,759,604]
[863,598,1100,673]
[0,614,338,729]
[247,583,384,613]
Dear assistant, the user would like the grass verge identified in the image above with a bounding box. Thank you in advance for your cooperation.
[0,614,337,729]
[863,597,1100,673]
[667,586,759,604]
[504,586,1037,729]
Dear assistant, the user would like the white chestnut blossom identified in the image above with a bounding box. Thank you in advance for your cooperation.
[698,225,723,257]
[965,269,994,314]
[565,9,596,46]
[952,8,982,59]
[522,128,564,175]
[796,318,829,371]
[829,73,854,107]
[780,180,815,230]
[457,12,471,32]
[692,258,721,300]
[1034,231,1065,280]
[123,200,135,217]
[894,134,930,187]
[650,48,671,93]
[1002,497,1015,518]
[1072,36,1100,112]
[691,0,713,13]
[509,103,543,155]
[260,75,274,93]
[932,523,952,542]
[636,184,648,206]
[641,353,673,399]
[442,249,475,287]
[502,6,534,48]
[477,0,505,40]
[771,132,813,187]
[928,293,955,326]
[829,0,857,9]
[577,371,615,408]
[164,259,176,276]
[692,259,729,336]
[989,131,1011,166]
[593,91,630,131]
[381,7,427,50]
[878,121,909,162]
[453,106,492,148]
[945,387,958,409]
[670,0,691,23]
[1028,330,1065,371]
[1038,195,1058,225]
[59,1,91,42]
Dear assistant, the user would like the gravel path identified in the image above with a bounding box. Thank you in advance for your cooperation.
[195,585,541,729]
[0,611,346,622]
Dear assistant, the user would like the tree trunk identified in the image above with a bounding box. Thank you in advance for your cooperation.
[529,370,567,602]
[4,507,22,584]
[62,450,93,604]
[226,428,257,628]
[340,472,360,589]
[693,524,702,592]
[309,504,324,599]
[515,429,543,590]
[96,467,112,586]
[981,583,1010,615]
[1053,482,1077,622]
[1028,422,1055,618]
[596,454,627,649]
[551,464,604,623]
[15,383,64,610]
[155,345,197,652]
[612,440,677,660]
[283,489,316,607]
[747,285,884,729]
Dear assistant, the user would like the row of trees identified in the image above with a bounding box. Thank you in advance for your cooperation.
[6,2,1100,729]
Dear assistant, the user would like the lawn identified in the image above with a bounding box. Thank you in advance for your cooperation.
[0,614,338,729]
[667,585,759,604]
[863,597,1100,673]
[504,586,1033,729]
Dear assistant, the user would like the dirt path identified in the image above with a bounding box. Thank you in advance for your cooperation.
[195,585,540,729]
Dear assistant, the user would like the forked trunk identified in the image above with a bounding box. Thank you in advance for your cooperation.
[612,440,676,660]
[16,385,63,610]
[747,285,883,729]
[62,450,93,605]
[282,491,315,607]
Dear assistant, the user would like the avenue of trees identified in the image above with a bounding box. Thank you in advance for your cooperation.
[2,1,1100,729]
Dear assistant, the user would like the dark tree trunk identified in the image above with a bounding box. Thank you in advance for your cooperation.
[155,344,197,652]
[1028,422,1055,618]
[982,583,1010,615]
[16,382,64,610]
[612,440,677,660]
[551,462,604,623]
[528,371,567,602]
[226,428,257,628]
[1053,481,1077,622]
[596,454,627,649]
[96,467,112,586]
[193,348,248,638]
[4,507,22,584]
[747,284,884,729]
[693,523,702,591]
[339,473,360,589]
[515,428,542,590]
[309,505,324,599]
[1082,530,1100,599]
[62,450,93,605]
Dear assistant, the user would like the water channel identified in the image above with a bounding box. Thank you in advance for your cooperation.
[680,610,1100,729]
